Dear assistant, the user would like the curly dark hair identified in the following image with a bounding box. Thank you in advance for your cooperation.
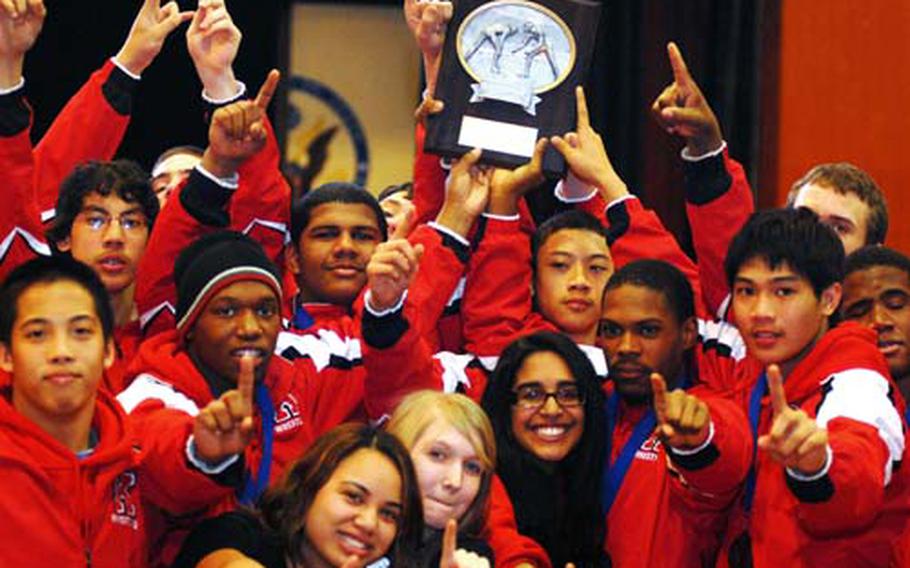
[46,160,159,250]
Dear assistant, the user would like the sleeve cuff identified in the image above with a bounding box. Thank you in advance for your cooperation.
[195,164,240,190]
[110,57,142,81]
[681,140,727,162]
[428,221,470,247]
[786,445,833,481]
[0,77,25,95]
[186,435,241,475]
[604,194,637,211]
[364,289,408,317]
[554,171,598,203]
[202,80,247,105]
[667,421,716,455]
[482,212,521,222]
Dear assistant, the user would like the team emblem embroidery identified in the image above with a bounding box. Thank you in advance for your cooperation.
[110,471,140,530]
[635,435,662,462]
[274,393,304,435]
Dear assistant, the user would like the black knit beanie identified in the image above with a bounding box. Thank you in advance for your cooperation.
[174,231,282,340]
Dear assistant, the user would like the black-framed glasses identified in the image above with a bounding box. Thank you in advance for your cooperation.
[510,381,584,410]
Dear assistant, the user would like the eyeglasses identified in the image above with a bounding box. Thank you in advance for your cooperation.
[77,210,148,233]
[510,381,584,410]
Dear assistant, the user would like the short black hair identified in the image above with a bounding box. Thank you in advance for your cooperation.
[603,259,695,324]
[377,181,413,203]
[845,245,910,281]
[531,210,608,275]
[289,182,388,245]
[725,208,844,297]
[0,256,113,345]
[46,160,160,249]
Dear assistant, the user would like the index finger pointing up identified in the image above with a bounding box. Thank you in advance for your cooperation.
[667,41,692,87]
[255,69,281,111]
[765,364,787,416]
[440,518,458,568]
[238,355,256,417]
[650,372,670,426]
[575,85,590,130]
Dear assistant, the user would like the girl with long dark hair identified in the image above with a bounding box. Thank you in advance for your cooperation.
[482,331,609,567]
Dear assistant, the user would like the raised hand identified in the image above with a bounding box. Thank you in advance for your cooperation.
[388,200,417,241]
[366,239,425,313]
[757,364,829,475]
[203,69,280,177]
[550,86,629,203]
[187,0,242,100]
[193,355,256,464]
[0,0,45,58]
[485,139,546,216]
[115,0,194,77]
[415,94,444,125]
[651,42,723,156]
[440,519,491,568]
[404,0,453,95]
[339,557,360,568]
[437,148,493,236]
[650,373,711,449]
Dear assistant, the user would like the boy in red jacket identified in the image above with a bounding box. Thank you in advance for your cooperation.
[707,208,908,566]
[598,259,752,567]
[0,255,249,567]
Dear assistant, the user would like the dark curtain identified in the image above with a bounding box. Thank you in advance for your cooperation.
[24,1,290,171]
[585,0,775,253]
[25,0,774,252]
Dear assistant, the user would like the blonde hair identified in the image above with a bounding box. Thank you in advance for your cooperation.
[386,390,496,536]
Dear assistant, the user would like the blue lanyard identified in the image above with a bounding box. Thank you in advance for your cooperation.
[905,406,909,429]
[237,382,275,506]
[292,303,314,331]
[742,372,768,512]
[601,394,655,514]
[600,373,690,514]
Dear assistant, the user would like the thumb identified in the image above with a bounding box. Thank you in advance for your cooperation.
[390,205,417,241]
[187,3,205,35]
[340,556,360,568]
[255,69,281,111]
[413,243,426,266]
[766,363,787,416]
[159,3,194,33]
[440,518,458,568]
[456,147,483,173]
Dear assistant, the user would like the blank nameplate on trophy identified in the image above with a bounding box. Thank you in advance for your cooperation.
[425,0,601,178]
[458,116,538,157]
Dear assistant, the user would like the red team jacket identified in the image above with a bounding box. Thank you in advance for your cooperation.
[0,387,233,568]
[701,323,909,566]
[604,387,752,568]
[116,321,427,566]
[0,62,139,392]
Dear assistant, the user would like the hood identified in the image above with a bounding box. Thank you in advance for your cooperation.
[0,387,135,475]
[125,329,295,407]
[785,321,892,403]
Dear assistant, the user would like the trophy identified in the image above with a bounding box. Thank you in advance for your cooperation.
[425,0,601,178]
